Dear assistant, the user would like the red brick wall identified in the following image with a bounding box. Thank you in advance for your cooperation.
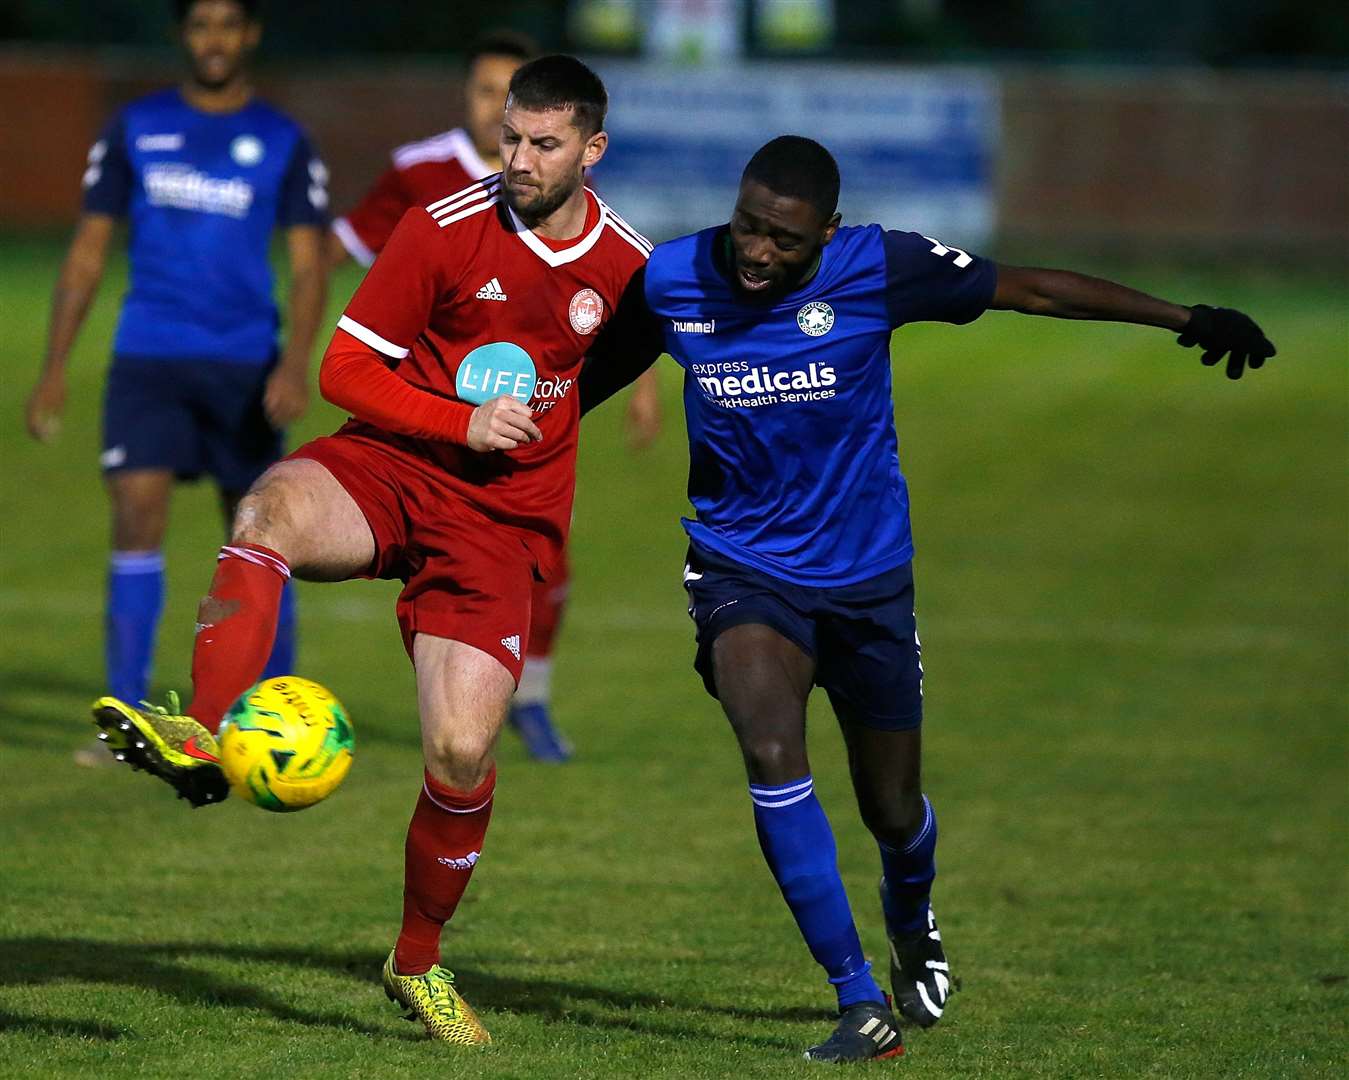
[3,49,1344,259]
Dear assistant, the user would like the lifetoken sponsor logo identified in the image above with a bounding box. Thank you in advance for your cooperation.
[456,341,537,405]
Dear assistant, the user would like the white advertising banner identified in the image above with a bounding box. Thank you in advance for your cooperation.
[590,61,1000,247]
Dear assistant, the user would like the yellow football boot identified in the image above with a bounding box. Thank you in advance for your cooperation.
[382,950,491,1045]
[90,692,230,807]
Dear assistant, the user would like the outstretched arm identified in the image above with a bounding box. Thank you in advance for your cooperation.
[990,264,1275,379]
[25,213,116,441]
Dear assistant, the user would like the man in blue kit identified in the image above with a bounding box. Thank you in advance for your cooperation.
[580,135,1274,1062]
[25,0,329,764]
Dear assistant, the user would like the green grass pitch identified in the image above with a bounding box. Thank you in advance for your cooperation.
[0,234,1345,1078]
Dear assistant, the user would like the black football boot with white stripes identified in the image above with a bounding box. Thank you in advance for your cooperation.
[802,999,904,1063]
[884,901,953,1028]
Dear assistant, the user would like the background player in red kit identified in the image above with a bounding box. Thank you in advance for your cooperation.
[329,32,661,761]
[88,55,652,1045]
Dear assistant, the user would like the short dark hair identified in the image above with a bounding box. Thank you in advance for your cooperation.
[507,54,608,137]
[174,0,260,19]
[467,30,537,67]
[742,136,841,220]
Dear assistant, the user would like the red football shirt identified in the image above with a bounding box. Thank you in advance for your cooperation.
[332,128,491,265]
[334,175,652,572]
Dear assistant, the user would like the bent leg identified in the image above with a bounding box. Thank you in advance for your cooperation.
[105,469,173,702]
[188,458,375,729]
[712,623,885,1010]
[396,634,515,974]
[836,698,950,1025]
[222,488,297,678]
[834,702,934,933]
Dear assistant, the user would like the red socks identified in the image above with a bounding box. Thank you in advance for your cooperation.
[394,767,497,975]
[187,544,290,733]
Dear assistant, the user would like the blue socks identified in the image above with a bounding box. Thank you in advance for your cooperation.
[750,776,886,1010]
[106,550,165,702]
[261,580,297,679]
[106,554,296,703]
[878,794,938,936]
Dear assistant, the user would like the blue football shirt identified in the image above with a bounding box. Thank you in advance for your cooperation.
[82,88,328,365]
[644,224,997,587]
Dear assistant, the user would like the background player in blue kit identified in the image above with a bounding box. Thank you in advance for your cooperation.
[24,0,329,765]
[581,135,1275,1063]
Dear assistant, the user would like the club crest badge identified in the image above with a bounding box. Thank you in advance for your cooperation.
[797,301,834,337]
[569,289,604,335]
[230,135,265,167]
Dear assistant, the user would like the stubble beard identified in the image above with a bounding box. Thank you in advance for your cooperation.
[505,173,582,229]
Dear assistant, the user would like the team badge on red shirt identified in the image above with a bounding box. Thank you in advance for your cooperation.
[569,288,604,335]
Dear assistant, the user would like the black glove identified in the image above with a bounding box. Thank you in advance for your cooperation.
[1177,305,1275,380]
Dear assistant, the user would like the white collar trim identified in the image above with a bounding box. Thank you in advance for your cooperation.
[506,189,606,268]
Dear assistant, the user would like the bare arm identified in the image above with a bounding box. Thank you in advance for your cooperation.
[625,368,663,449]
[26,213,116,441]
[264,224,329,428]
[989,263,1275,379]
[990,264,1190,330]
[323,228,353,272]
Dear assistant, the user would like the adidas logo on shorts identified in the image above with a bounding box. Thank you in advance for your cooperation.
[501,635,521,661]
[475,277,508,301]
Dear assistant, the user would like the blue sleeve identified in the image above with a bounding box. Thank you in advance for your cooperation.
[81,114,133,217]
[883,230,997,328]
[277,132,330,228]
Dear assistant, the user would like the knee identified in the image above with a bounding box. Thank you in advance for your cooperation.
[739,733,807,786]
[229,476,294,552]
[424,728,495,791]
[860,787,927,849]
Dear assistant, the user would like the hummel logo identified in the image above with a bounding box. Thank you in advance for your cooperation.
[436,851,480,871]
[501,634,521,661]
[475,277,507,301]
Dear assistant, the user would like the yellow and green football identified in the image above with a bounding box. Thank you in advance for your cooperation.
[217,677,354,812]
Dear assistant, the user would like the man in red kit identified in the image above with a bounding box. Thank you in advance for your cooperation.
[330,32,661,762]
[89,55,653,1045]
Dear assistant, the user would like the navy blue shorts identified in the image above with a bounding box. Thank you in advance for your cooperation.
[683,543,924,731]
[101,358,283,492]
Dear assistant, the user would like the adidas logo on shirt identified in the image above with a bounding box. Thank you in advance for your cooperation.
[501,635,521,661]
[475,277,508,301]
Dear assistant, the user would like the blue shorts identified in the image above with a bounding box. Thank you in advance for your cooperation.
[101,357,283,492]
[683,543,924,731]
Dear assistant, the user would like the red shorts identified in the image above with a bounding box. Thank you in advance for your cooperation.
[291,427,534,683]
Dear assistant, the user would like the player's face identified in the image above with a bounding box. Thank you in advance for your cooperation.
[728,179,840,297]
[181,0,259,91]
[465,54,524,159]
[500,103,607,224]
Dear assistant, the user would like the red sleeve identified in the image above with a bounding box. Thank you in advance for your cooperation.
[319,329,471,443]
[336,207,455,357]
[333,165,412,265]
[324,208,472,443]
